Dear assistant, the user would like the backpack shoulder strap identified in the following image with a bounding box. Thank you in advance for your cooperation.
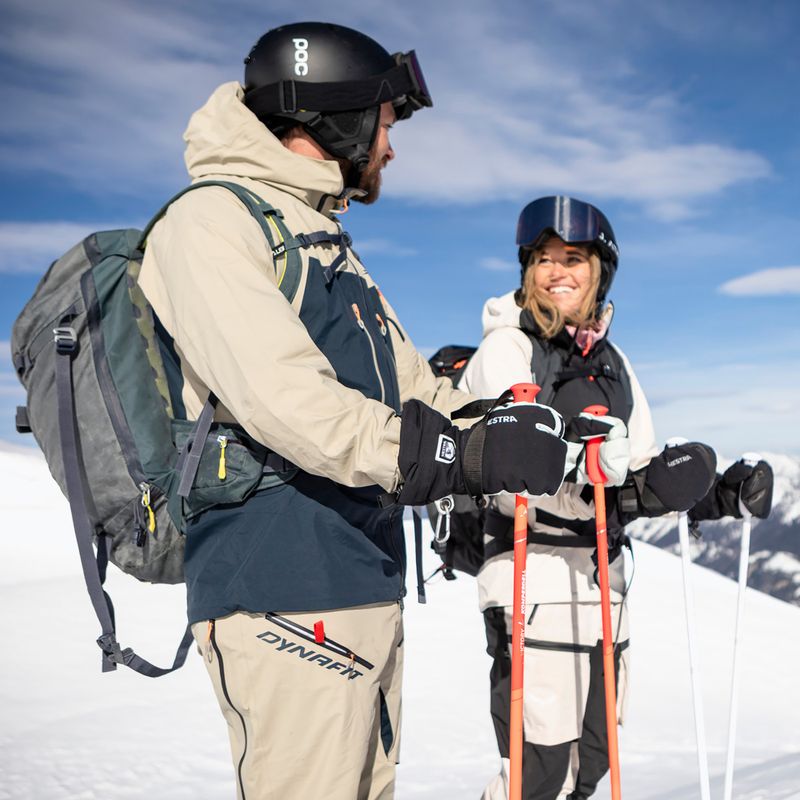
[137,180,303,304]
[528,336,562,407]
[605,343,635,421]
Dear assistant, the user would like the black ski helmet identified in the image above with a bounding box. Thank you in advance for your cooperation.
[243,22,432,188]
[516,196,619,303]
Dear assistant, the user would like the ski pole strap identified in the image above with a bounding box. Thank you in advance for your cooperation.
[55,327,194,677]
[412,508,427,604]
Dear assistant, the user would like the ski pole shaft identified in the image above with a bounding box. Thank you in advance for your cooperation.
[508,382,541,800]
[723,452,761,800]
[668,438,711,800]
[584,404,622,800]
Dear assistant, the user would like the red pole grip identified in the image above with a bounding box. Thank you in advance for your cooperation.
[583,404,609,486]
[510,382,541,403]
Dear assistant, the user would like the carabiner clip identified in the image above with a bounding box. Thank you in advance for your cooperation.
[433,495,454,544]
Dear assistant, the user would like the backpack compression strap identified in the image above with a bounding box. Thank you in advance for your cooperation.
[53,324,194,676]
[138,179,353,299]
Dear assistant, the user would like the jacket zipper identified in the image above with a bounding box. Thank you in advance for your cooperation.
[264,612,375,671]
[351,303,386,403]
[386,505,406,595]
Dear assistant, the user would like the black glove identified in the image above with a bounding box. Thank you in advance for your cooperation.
[617,441,717,520]
[397,397,567,506]
[689,458,773,521]
[645,442,717,512]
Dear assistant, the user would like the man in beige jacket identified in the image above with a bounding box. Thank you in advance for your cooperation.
[139,21,571,800]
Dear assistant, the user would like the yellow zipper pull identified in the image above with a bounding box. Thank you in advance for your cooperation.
[217,435,228,480]
[375,313,387,336]
[140,483,156,534]
[352,303,365,328]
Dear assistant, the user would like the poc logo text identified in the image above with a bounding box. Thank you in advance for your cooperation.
[293,38,309,76]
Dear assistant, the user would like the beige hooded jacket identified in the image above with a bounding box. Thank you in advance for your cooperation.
[139,82,469,494]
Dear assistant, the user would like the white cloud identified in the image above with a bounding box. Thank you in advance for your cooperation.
[636,354,800,456]
[0,222,126,273]
[479,257,516,272]
[718,267,800,297]
[0,0,773,219]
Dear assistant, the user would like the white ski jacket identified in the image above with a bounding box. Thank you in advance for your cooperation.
[460,291,660,611]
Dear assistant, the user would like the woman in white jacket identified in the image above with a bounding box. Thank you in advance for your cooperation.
[458,196,717,800]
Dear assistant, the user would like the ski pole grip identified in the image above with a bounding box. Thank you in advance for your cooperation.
[738,451,762,517]
[510,382,541,404]
[583,404,609,486]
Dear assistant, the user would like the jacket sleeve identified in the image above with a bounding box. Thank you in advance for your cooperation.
[377,291,479,418]
[458,327,533,397]
[139,187,402,492]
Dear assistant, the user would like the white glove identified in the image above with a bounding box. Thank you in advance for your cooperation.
[564,412,630,487]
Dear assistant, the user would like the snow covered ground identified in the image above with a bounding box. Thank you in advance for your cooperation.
[1,447,799,799]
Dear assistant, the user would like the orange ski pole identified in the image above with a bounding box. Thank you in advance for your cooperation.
[508,382,541,800]
[583,403,622,800]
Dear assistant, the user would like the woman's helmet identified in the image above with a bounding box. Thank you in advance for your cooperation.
[516,196,619,303]
[243,22,432,188]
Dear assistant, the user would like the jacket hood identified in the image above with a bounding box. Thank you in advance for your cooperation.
[183,82,345,211]
[480,289,615,353]
[480,290,524,337]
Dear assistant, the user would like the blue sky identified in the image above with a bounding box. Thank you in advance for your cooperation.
[2,0,799,456]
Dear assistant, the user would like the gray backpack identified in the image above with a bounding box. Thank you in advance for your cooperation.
[11,181,309,676]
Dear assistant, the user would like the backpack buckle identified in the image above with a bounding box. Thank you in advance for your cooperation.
[53,326,78,355]
[96,632,125,665]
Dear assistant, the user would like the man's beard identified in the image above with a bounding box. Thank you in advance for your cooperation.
[351,152,384,205]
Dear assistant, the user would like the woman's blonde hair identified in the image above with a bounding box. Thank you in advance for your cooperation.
[517,244,602,339]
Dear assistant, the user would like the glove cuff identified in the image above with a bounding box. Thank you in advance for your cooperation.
[397,400,467,505]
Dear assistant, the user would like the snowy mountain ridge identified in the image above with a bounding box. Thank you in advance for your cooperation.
[629,451,800,606]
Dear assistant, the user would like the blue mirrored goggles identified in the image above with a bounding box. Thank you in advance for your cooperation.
[516,196,618,261]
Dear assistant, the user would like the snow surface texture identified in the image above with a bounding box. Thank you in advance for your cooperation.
[631,452,800,606]
[1,449,799,799]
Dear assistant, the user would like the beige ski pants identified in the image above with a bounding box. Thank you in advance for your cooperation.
[192,601,404,800]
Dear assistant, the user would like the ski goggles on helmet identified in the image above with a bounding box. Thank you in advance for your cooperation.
[516,196,619,264]
[245,49,432,119]
[390,50,432,119]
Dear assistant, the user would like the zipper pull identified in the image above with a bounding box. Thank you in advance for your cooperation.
[140,482,156,534]
[352,303,365,329]
[217,435,228,480]
[375,313,387,336]
[134,500,147,547]
[206,620,215,663]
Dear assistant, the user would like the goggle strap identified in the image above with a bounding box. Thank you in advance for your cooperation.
[245,62,429,117]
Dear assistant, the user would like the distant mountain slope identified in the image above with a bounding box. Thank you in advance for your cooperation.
[628,452,800,606]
